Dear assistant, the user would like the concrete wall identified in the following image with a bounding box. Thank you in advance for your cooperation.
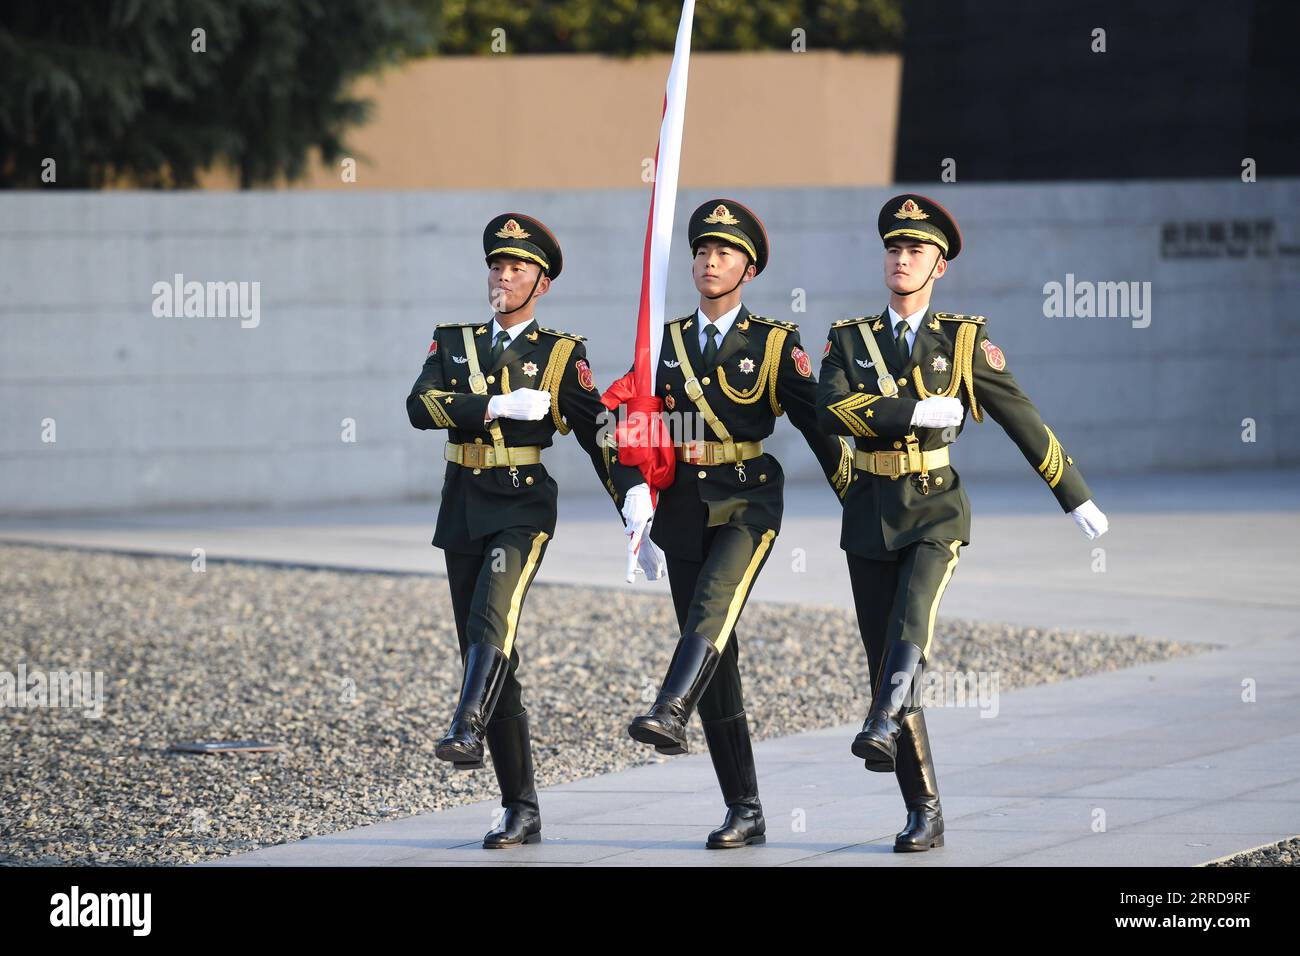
[2,180,1296,515]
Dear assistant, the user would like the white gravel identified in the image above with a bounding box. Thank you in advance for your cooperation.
[1,543,1212,866]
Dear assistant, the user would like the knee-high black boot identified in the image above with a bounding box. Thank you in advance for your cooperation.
[852,639,924,772]
[482,710,541,848]
[892,707,944,851]
[627,633,720,755]
[702,711,766,849]
[436,642,509,769]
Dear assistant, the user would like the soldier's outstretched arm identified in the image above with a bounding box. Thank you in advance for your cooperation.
[775,328,853,500]
[815,328,920,439]
[969,324,1098,523]
[405,329,492,431]
[555,341,644,516]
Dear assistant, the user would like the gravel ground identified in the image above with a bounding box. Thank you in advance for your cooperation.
[1,542,1211,866]
[1206,837,1300,866]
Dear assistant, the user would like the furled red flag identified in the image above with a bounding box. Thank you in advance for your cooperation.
[600,0,696,504]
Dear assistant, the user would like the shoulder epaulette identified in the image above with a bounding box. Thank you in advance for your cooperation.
[746,314,798,330]
[934,312,986,325]
[435,321,479,329]
[830,315,877,329]
[538,325,587,342]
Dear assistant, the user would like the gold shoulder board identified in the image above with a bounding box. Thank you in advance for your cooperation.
[830,315,875,329]
[747,314,797,329]
[935,312,987,325]
[539,326,587,342]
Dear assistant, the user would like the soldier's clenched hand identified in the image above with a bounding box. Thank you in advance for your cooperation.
[910,396,964,428]
[486,388,552,422]
[1070,499,1109,539]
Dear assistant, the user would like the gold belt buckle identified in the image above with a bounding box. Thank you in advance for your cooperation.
[877,452,904,478]
[462,443,489,468]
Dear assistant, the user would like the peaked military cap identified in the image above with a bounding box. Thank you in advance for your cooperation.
[879,194,962,260]
[483,212,563,279]
[688,198,769,275]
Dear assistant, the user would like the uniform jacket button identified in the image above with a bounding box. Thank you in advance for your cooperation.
[486,375,495,384]
[472,468,481,475]
[701,376,710,385]
[898,376,907,386]
[893,441,902,449]
[697,470,707,479]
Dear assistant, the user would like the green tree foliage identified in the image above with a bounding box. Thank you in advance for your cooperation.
[0,0,436,188]
[431,0,903,55]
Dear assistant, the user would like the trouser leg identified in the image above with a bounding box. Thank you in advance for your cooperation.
[436,527,550,767]
[850,538,961,771]
[629,523,776,753]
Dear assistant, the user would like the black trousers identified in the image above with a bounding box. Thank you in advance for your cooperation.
[664,522,777,723]
[443,526,551,722]
[846,537,962,704]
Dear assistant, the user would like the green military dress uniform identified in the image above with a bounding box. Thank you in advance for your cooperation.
[627,199,852,849]
[406,213,643,848]
[816,193,1095,852]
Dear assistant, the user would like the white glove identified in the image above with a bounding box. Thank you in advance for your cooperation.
[621,484,662,582]
[486,388,551,422]
[910,396,964,428]
[1070,499,1109,539]
[635,524,668,581]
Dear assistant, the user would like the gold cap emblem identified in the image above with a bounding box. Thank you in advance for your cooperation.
[703,204,740,225]
[495,218,532,239]
[894,199,929,221]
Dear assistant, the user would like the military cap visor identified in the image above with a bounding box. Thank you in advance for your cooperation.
[483,213,563,279]
[688,199,769,275]
[879,194,962,260]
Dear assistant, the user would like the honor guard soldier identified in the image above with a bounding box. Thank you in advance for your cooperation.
[406,213,648,848]
[626,199,854,848]
[816,194,1110,851]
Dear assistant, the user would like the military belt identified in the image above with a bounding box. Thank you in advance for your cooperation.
[445,441,543,469]
[853,445,949,478]
[675,439,764,466]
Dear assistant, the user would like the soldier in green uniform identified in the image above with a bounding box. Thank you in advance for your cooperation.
[816,194,1110,851]
[406,213,648,848]
[625,199,854,848]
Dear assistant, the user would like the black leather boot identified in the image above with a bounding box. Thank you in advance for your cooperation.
[436,642,509,769]
[702,712,766,849]
[483,710,541,848]
[627,633,720,755]
[892,707,944,851]
[852,639,924,772]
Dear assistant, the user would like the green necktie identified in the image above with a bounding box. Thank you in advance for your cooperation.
[894,319,912,365]
[490,329,510,366]
[702,324,720,368]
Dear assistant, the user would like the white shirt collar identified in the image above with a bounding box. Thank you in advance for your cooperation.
[695,302,743,346]
[490,316,534,344]
[887,304,928,335]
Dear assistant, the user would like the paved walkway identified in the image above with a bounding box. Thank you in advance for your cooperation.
[5,469,1298,865]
